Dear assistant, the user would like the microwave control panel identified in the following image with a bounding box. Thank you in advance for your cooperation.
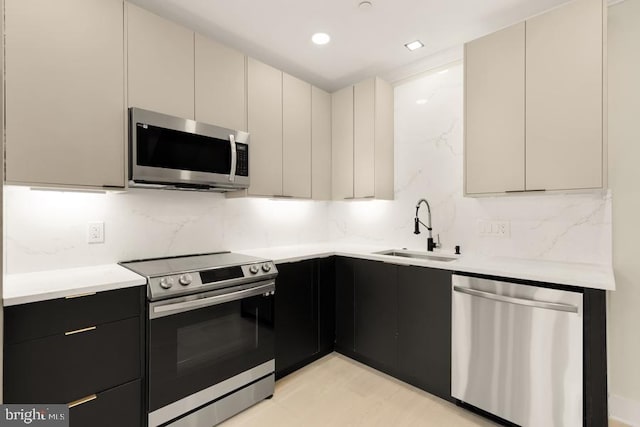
[236,143,248,177]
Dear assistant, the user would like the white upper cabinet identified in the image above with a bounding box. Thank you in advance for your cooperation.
[247,58,283,197]
[195,34,247,131]
[464,0,606,195]
[373,78,394,200]
[354,79,376,198]
[312,86,332,200]
[127,3,194,119]
[332,86,355,200]
[465,23,526,195]
[332,77,394,200]
[526,0,605,191]
[5,0,126,188]
[246,62,315,199]
[283,73,312,198]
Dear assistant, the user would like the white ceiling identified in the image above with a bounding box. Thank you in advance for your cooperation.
[129,0,573,92]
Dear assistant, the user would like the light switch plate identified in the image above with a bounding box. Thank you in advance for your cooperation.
[87,221,105,244]
[478,220,511,238]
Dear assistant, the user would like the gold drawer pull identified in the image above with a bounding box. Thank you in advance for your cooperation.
[64,326,96,336]
[68,394,97,408]
[65,292,96,299]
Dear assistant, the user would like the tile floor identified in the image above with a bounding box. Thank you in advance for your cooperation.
[220,353,497,427]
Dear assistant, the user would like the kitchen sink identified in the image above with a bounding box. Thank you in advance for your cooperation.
[375,249,457,262]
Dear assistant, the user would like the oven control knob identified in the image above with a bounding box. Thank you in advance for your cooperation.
[179,274,192,286]
[261,263,272,273]
[249,265,259,274]
[159,277,174,289]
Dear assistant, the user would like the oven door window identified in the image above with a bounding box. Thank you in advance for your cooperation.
[148,293,274,412]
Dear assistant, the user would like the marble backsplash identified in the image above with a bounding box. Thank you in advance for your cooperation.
[328,62,612,265]
[4,187,330,273]
[3,61,612,274]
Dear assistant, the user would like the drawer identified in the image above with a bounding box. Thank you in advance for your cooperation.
[4,316,141,404]
[5,286,144,344]
[70,379,141,427]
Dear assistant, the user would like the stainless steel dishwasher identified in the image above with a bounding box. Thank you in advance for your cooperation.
[451,274,583,427]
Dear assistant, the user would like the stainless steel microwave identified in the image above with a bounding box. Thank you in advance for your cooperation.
[128,108,250,191]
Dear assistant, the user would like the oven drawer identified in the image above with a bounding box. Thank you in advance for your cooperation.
[4,316,141,404]
[4,286,144,344]
[70,379,141,427]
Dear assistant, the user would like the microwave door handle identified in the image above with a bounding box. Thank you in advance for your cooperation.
[229,134,237,182]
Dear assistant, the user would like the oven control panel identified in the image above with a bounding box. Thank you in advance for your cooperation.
[148,261,278,299]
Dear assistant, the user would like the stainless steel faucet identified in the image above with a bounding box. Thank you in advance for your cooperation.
[414,198,438,251]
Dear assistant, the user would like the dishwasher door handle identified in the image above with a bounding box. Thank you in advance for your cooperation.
[453,285,579,313]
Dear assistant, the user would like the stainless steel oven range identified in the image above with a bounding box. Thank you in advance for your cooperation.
[120,252,277,427]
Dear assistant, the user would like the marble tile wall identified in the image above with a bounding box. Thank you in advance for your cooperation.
[329,62,612,265]
[4,187,330,273]
[3,61,612,274]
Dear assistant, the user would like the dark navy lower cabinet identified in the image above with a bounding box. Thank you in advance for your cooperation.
[334,257,355,354]
[275,257,335,379]
[397,266,453,402]
[334,257,454,401]
[3,286,146,427]
[317,257,336,355]
[353,259,397,374]
[275,259,317,377]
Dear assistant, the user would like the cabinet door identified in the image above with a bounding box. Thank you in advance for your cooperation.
[334,257,355,353]
[354,259,397,372]
[397,266,452,401]
[195,34,246,131]
[312,86,332,200]
[5,0,125,188]
[247,58,283,196]
[526,0,604,191]
[5,287,143,344]
[127,3,194,119]
[275,260,317,377]
[283,73,312,198]
[465,23,525,194]
[354,79,376,198]
[332,86,354,200]
[4,317,140,404]
[317,257,336,354]
[374,78,395,200]
[70,379,141,427]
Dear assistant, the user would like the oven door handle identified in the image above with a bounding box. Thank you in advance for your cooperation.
[151,281,275,318]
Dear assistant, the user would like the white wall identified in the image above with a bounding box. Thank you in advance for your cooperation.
[608,0,640,424]
[329,63,612,266]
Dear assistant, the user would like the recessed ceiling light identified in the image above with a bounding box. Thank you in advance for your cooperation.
[404,40,424,51]
[359,1,373,9]
[416,99,428,105]
[312,32,331,45]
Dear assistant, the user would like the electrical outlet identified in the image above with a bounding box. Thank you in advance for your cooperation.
[478,220,511,238]
[87,221,105,244]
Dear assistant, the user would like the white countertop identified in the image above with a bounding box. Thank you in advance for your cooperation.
[3,244,615,306]
[237,243,616,291]
[3,264,146,306]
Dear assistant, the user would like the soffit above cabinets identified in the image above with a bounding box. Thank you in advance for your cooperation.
[127,0,574,92]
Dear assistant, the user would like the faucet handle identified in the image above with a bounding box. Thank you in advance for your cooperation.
[436,234,441,248]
